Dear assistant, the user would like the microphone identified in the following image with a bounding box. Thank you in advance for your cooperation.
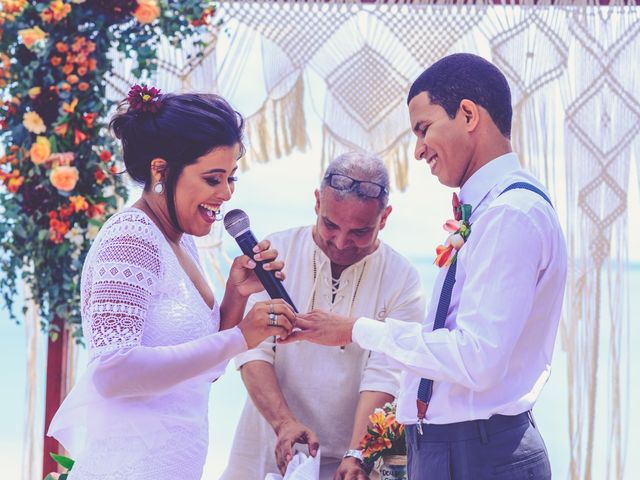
[223,209,298,313]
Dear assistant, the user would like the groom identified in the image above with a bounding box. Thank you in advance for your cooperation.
[284,53,567,479]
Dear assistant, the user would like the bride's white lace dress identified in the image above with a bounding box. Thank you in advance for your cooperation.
[48,208,248,479]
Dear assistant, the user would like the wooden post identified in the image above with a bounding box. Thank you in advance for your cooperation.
[42,316,69,476]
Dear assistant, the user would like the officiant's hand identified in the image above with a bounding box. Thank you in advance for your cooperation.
[275,419,320,474]
[334,457,369,480]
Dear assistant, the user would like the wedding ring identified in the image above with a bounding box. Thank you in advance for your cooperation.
[268,312,278,327]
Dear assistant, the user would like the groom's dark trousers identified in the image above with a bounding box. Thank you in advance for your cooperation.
[405,411,551,479]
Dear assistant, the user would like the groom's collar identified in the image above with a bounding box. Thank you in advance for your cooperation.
[459,152,520,208]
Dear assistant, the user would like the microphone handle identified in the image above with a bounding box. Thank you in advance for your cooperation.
[235,230,298,313]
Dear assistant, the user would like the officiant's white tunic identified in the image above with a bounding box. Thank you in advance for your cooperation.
[221,226,425,480]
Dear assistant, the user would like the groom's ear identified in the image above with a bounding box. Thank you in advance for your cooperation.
[459,99,479,132]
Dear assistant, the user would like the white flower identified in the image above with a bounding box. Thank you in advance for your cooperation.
[102,185,115,198]
[449,233,465,250]
[87,224,100,240]
[65,228,84,248]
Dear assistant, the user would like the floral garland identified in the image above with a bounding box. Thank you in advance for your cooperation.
[0,0,219,335]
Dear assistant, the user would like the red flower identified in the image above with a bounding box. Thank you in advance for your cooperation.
[99,150,112,163]
[74,129,88,145]
[434,244,455,268]
[452,192,461,221]
[127,84,162,113]
[83,112,97,129]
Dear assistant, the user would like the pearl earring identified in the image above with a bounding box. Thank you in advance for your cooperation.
[153,182,164,194]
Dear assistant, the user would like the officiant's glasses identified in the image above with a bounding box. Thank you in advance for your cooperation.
[324,173,388,199]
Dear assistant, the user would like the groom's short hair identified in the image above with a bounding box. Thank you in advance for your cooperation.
[408,53,513,139]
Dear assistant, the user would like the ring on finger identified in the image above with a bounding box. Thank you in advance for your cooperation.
[268,312,278,327]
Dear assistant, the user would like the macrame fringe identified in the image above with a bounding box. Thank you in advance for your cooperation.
[241,74,308,168]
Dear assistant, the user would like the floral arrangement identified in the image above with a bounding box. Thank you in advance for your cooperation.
[360,401,406,466]
[434,192,472,268]
[0,0,220,336]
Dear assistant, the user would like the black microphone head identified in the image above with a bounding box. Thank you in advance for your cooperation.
[223,209,251,238]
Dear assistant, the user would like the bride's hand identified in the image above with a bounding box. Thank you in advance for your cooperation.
[227,239,285,297]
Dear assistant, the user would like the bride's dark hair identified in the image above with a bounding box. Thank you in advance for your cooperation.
[110,91,245,231]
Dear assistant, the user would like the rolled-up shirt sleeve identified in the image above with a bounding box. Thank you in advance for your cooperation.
[353,205,546,392]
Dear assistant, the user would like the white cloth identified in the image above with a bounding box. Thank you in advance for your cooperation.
[264,450,321,480]
[221,226,425,480]
[353,153,567,425]
[48,208,248,479]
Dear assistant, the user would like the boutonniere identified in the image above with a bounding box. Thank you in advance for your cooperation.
[434,193,472,268]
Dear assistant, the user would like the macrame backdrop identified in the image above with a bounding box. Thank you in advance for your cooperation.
[23,1,640,479]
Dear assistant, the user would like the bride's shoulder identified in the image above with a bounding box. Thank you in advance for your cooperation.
[99,207,160,241]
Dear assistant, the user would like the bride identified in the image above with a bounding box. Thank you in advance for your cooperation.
[48,86,296,479]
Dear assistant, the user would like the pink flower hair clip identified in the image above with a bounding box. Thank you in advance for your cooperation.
[127,84,162,113]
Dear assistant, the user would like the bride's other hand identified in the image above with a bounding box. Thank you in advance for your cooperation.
[227,239,285,297]
[238,299,296,348]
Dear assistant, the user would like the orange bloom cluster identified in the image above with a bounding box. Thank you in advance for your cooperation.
[359,405,405,461]
[0,0,28,23]
[0,169,25,193]
[47,195,99,244]
[48,210,70,244]
[51,37,97,92]
[41,0,72,23]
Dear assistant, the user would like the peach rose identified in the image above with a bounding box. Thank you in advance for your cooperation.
[30,136,51,165]
[50,165,79,192]
[23,111,46,134]
[134,0,160,24]
[18,26,47,49]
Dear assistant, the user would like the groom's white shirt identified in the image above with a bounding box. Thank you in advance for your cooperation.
[353,153,568,425]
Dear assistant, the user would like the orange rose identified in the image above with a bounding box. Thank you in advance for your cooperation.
[78,82,89,91]
[18,26,47,49]
[30,136,51,164]
[50,165,79,192]
[67,74,79,84]
[134,0,160,24]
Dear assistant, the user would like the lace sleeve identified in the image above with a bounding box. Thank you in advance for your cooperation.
[84,212,162,357]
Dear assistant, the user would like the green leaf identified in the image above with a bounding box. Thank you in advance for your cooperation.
[50,453,74,470]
